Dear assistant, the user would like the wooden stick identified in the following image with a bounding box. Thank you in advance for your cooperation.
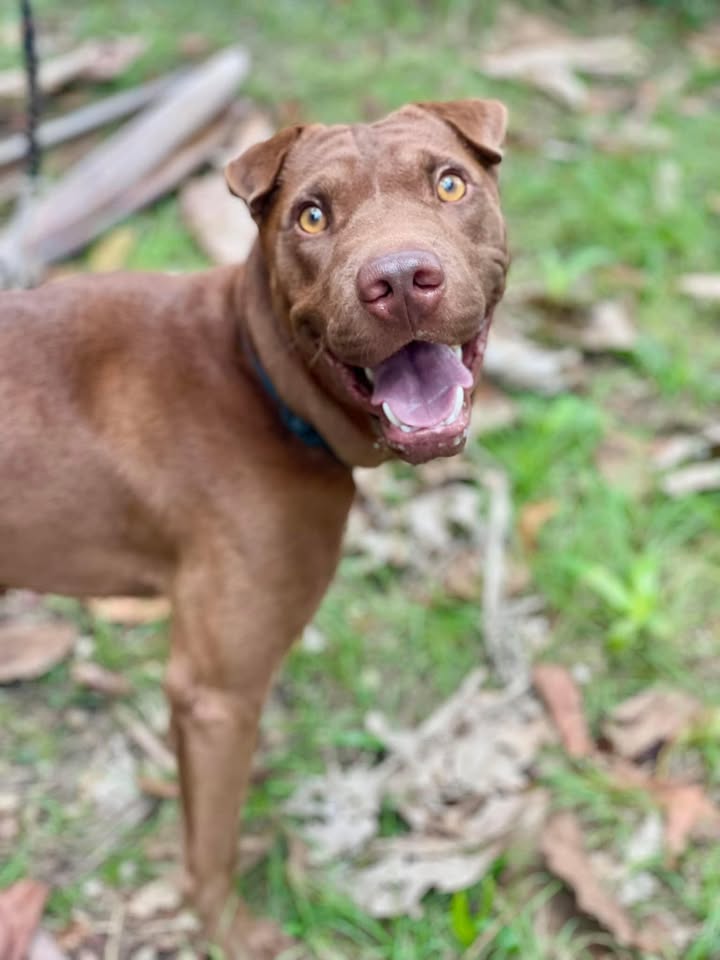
[0,46,249,282]
[0,72,184,169]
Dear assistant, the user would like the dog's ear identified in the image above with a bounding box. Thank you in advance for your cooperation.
[225,125,304,219]
[416,99,508,165]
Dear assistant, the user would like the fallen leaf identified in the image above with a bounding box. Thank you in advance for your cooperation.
[678,273,720,303]
[582,299,638,352]
[137,775,180,800]
[0,621,76,683]
[518,499,559,551]
[28,930,69,960]
[652,431,713,471]
[87,596,170,625]
[468,382,520,438]
[286,765,386,864]
[603,688,703,761]
[657,783,720,861]
[660,461,720,497]
[0,880,49,960]
[442,549,481,600]
[479,28,646,111]
[127,878,182,920]
[345,835,504,918]
[541,812,665,951]
[688,22,720,66]
[484,325,584,394]
[71,661,132,697]
[533,663,594,758]
[595,430,652,496]
[87,226,137,272]
[287,671,552,915]
[180,173,258,265]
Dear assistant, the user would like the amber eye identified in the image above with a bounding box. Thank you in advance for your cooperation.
[298,205,328,234]
[436,173,467,203]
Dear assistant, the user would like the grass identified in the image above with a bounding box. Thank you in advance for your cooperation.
[1,0,719,956]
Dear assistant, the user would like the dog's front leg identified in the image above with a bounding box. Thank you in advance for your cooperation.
[165,559,301,959]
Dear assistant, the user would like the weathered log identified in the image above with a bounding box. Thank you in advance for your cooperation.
[0,71,184,169]
[0,46,250,283]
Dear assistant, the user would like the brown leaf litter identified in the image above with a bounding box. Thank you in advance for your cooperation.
[180,111,275,266]
[678,273,720,303]
[287,670,553,917]
[0,879,49,960]
[541,812,666,952]
[602,687,704,761]
[0,620,76,684]
[86,596,170,625]
[533,663,593,758]
[477,8,646,110]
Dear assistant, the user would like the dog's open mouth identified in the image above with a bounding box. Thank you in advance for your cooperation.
[368,340,472,457]
[330,326,490,464]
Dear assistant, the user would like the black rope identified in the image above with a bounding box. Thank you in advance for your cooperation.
[20,0,41,180]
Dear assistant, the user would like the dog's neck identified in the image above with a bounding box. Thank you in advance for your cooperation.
[236,243,390,468]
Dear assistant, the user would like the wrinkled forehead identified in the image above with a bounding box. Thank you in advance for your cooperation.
[279,107,478,202]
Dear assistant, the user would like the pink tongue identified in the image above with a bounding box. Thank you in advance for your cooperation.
[370,341,473,427]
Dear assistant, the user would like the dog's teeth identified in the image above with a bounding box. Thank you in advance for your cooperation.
[400,424,414,433]
[364,367,375,384]
[444,385,465,425]
[452,346,463,359]
[382,401,403,428]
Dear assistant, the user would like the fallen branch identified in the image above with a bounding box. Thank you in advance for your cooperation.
[0,71,184,169]
[0,37,146,99]
[0,46,250,284]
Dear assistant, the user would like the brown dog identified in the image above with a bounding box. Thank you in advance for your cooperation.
[0,99,509,957]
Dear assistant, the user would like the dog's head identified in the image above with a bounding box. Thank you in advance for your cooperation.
[226,100,509,464]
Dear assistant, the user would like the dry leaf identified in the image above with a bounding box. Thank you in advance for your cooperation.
[479,30,646,110]
[128,878,182,920]
[541,812,664,950]
[582,300,637,352]
[28,930,70,960]
[87,226,137,273]
[287,672,552,915]
[345,835,504,918]
[87,596,170,625]
[0,621,76,683]
[469,382,520,437]
[678,273,720,303]
[595,430,652,496]
[137,775,180,800]
[286,766,386,864]
[533,663,593,758]
[657,783,720,861]
[660,461,720,497]
[603,688,703,760]
[0,880,49,960]
[71,661,132,697]
[180,173,258,265]
[484,325,584,394]
[518,499,559,551]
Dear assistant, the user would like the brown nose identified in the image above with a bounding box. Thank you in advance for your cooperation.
[356,250,445,327]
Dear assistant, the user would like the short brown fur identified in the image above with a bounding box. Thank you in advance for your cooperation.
[0,99,509,958]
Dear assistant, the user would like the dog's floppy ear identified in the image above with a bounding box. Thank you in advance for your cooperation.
[416,99,508,165]
[225,125,303,219]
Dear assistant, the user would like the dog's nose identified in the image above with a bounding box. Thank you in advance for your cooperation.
[356,250,445,326]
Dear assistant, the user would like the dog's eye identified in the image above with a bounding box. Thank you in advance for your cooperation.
[436,173,466,203]
[298,205,328,234]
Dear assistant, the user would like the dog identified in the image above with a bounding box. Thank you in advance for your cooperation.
[0,98,509,958]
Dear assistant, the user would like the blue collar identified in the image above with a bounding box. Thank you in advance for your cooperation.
[250,350,333,454]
